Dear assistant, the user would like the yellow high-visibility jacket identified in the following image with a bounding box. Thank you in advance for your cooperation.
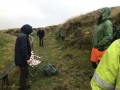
[91,39,120,90]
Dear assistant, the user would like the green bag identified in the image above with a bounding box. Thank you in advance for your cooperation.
[44,64,58,76]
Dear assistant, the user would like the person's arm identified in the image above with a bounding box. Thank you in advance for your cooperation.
[20,35,30,62]
[37,31,39,36]
[27,59,32,64]
[43,30,45,37]
[97,21,113,47]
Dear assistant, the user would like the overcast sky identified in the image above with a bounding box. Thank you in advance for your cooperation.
[0,0,120,29]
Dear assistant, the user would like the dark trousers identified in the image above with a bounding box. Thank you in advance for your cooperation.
[19,66,29,90]
[39,37,44,46]
[91,62,97,69]
[91,60,100,69]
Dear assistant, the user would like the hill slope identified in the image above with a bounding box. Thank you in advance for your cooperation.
[0,29,92,90]
[1,6,120,90]
[0,32,16,74]
[30,29,92,90]
[56,6,120,48]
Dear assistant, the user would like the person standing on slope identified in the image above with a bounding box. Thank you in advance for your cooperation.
[90,7,113,69]
[14,24,33,90]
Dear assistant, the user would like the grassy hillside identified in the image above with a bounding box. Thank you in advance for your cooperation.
[56,6,120,48]
[0,32,20,89]
[0,29,92,90]
[0,32,16,73]
[28,29,92,90]
[0,6,120,90]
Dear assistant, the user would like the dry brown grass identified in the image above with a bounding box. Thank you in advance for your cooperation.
[56,6,120,49]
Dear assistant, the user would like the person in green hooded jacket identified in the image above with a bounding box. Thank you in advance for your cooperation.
[90,7,113,68]
[91,39,120,90]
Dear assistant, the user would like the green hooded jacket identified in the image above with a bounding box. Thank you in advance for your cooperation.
[93,7,113,50]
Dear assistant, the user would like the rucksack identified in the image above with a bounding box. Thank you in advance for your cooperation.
[111,25,120,43]
[43,64,58,76]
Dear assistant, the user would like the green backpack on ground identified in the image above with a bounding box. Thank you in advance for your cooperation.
[43,64,58,76]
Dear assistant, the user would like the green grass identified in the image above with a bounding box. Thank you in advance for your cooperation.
[0,30,93,90]
[0,32,16,72]
[28,30,93,90]
[0,32,20,89]
[0,29,94,90]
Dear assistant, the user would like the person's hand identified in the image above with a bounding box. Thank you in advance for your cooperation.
[27,59,32,65]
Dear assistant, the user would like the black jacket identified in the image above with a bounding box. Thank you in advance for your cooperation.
[37,30,45,38]
[15,33,31,66]
[14,24,32,66]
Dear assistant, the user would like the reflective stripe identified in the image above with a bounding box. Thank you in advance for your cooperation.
[115,39,120,90]
[93,72,115,90]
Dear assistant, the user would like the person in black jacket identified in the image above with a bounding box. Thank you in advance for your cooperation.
[37,28,45,47]
[14,24,33,90]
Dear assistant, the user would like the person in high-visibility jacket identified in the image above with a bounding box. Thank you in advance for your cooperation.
[91,39,120,90]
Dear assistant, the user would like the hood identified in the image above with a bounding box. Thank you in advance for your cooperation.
[21,24,33,35]
[98,7,111,20]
